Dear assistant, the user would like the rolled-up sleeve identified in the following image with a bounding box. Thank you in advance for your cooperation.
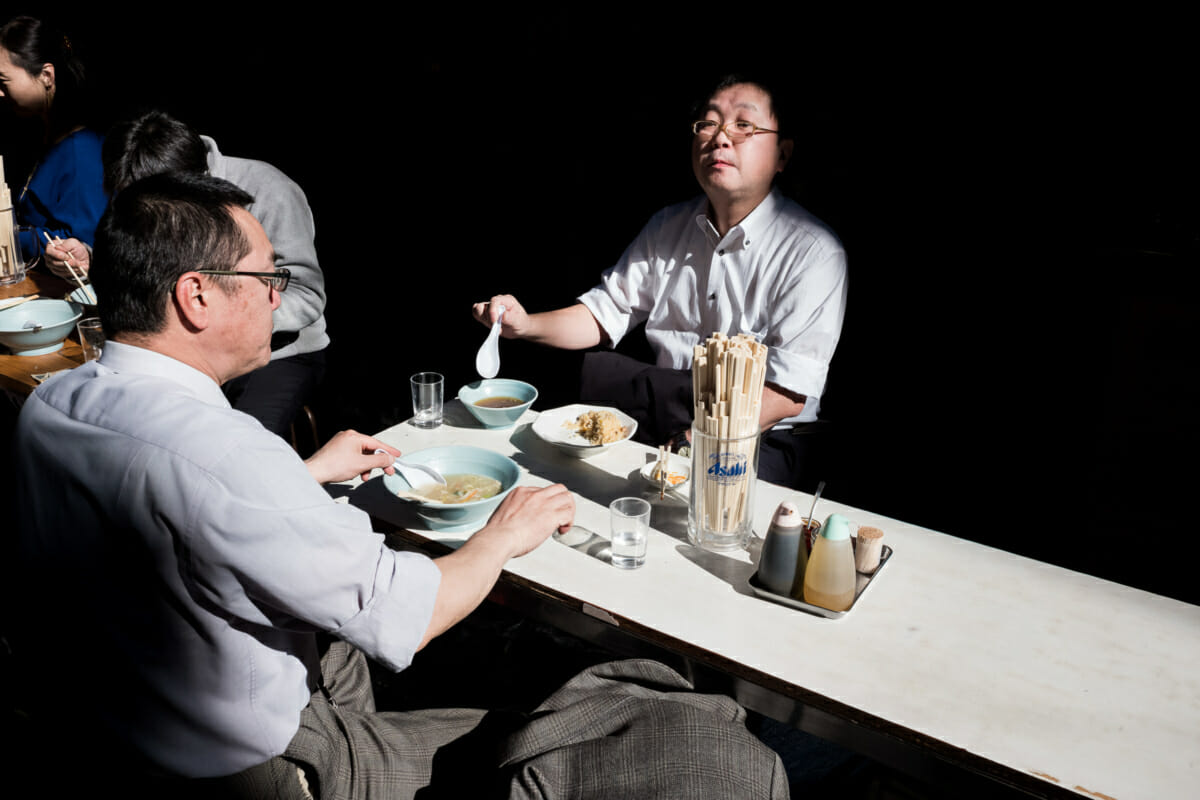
[762,244,848,400]
[174,438,440,673]
[577,213,666,347]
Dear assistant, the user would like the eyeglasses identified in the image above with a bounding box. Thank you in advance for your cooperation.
[197,268,290,292]
[691,120,779,143]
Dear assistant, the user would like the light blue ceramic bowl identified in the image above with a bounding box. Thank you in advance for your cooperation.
[66,285,99,308]
[457,379,538,429]
[0,299,83,355]
[382,445,521,531]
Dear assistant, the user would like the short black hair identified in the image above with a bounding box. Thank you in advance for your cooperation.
[90,172,254,337]
[102,110,208,195]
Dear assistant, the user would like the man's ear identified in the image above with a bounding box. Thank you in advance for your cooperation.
[173,273,210,331]
[778,138,794,172]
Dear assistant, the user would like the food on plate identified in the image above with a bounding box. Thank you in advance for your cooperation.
[567,409,627,445]
[475,396,525,408]
[652,465,687,486]
[413,474,502,504]
[651,445,687,487]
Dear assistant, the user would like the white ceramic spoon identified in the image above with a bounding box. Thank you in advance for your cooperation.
[474,304,506,379]
[374,449,446,488]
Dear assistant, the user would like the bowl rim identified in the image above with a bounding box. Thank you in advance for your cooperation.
[382,446,521,508]
[457,378,538,406]
[0,298,83,332]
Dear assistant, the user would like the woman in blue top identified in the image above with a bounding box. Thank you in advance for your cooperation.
[0,15,106,279]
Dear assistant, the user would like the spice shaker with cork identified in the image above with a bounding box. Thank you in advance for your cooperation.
[855,526,885,574]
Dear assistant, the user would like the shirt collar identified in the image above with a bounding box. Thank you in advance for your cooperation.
[692,187,785,251]
[99,341,232,409]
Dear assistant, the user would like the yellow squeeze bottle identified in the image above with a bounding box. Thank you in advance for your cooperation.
[803,513,856,611]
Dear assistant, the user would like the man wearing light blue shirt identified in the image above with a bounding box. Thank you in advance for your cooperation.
[13,173,576,794]
[12,173,789,798]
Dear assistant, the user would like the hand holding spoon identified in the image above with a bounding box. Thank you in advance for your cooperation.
[373,449,446,488]
[475,304,506,379]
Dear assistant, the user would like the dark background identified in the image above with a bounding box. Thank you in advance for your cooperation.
[5,8,1197,603]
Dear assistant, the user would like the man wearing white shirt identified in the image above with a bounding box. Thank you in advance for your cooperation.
[474,74,847,488]
[13,173,788,797]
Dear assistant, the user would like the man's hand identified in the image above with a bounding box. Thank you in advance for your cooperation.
[759,383,806,430]
[304,430,400,484]
[472,294,531,340]
[473,484,575,559]
[44,238,91,280]
[472,296,605,350]
[419,483,575,649]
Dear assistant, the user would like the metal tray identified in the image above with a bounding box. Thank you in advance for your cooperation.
[748,544,893,619]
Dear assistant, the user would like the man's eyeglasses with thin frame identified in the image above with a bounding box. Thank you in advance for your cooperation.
[691,120,779,143]
[197,268,291,292]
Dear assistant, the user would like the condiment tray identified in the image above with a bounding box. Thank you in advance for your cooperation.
[747,544,893,619]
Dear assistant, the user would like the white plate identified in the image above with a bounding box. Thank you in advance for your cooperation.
[531,404,637,458]
[639,453,690,495]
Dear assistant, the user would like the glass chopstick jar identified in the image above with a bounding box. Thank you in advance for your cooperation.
[687,425,760,551]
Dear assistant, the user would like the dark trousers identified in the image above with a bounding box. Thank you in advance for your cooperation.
[223,349,326,438]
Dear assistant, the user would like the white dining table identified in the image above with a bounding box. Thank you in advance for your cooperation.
[338,401,1200,800]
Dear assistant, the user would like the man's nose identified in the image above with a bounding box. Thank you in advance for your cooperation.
[712,125,734,146]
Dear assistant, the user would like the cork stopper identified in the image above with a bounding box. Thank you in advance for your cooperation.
[854,526,885,574]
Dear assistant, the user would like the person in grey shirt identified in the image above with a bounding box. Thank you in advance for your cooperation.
[101,109,328,438]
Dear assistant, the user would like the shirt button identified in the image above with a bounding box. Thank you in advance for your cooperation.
[718,249,725,256]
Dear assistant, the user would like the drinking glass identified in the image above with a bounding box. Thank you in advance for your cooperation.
[76,317,105,361]
[609,496,651,569]
[410,372,443,428]
[687,425,760,551]
[0,221,29,287]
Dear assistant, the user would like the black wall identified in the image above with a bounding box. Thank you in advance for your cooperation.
[6,8,1196,603]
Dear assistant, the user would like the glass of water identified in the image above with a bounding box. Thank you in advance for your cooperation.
[609,496,651,569]
[410,372,443,428]
[76,317,105,361]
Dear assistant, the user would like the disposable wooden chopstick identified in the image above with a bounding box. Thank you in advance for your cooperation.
[691,332,769,533]
[0,294,39,310]
[43,232,96,305]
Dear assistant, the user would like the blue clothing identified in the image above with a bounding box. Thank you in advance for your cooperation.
[16,128,107,261]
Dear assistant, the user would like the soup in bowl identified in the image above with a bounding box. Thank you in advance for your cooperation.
[383,445,520,531]
[457,379,538,428]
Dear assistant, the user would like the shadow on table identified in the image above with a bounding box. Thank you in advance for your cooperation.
[502,424,638,500]
[551,525,612,564]
[339,475,478,548]
[676,543,759,599]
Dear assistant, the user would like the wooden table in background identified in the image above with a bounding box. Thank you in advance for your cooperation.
[1,270,86,398]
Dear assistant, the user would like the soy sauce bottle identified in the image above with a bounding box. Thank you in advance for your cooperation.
[758,501,808,596]
[803,513,856,611]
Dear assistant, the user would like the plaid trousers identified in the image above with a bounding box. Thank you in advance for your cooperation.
[138,641,789,799]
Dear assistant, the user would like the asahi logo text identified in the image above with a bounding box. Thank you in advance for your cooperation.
[705,452,748,485]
